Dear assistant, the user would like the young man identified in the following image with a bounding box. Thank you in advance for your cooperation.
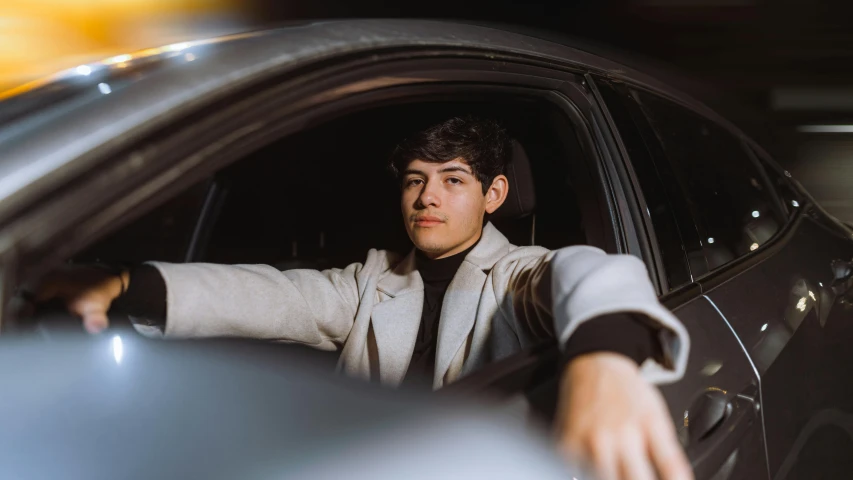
[38,117,693,480]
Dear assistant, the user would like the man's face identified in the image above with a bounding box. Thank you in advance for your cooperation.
[401,158,507,259]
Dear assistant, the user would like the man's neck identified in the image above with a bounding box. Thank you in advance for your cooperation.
[415,236,480,282]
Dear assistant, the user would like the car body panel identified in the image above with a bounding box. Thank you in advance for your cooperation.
[703,215,853,478]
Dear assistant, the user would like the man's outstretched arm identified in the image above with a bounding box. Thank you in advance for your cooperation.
[32,257,368,350]
[549,246,692,480]
[501,245,692,480]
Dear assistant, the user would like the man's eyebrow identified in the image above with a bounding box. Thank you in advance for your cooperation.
[402,165,474,176]
[437,165,474,176]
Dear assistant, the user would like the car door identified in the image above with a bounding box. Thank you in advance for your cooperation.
[634,94,853,479]
[592,78,771,479]
[740,149,853,480]
[599,78,853,479]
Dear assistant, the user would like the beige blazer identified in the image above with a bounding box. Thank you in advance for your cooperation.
[148,223,689,389]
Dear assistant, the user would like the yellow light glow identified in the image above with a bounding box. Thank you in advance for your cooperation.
[750,243,759,251]
[809,291,816,301]
[166,42,190,52]
[797,297,807,312]
[0,0,243,92]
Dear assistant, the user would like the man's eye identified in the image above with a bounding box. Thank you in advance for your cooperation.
[446,177,462,185]
[405,178,423,187]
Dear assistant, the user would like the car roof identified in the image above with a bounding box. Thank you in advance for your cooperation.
[0,19,724,216]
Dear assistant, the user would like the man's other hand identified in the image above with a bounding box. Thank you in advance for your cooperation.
[557,352,693,480]
[32,266,128,334]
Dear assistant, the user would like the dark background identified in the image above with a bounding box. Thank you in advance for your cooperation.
[237,0,853,223]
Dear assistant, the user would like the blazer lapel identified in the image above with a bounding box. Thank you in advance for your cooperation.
[434,222,512,386]
[434,261,487,387]
[372,252,424,385]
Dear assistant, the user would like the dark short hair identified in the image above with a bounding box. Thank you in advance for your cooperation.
[388,116,512,194]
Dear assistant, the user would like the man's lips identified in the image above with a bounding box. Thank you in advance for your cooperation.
[413,216,445,226]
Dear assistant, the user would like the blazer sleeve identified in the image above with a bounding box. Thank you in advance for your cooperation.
[500,245,690,385]
[145,261,363,351]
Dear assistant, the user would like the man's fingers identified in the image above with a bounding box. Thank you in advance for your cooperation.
[648,422,693,480]
[83,312,109,334]
[72,300,110,334]
[619,429,655,480]
[588,433,619,480]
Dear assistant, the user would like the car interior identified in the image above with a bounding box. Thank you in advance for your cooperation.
[74,94,609,276]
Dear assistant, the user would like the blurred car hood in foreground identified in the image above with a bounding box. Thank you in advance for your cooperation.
[0,332,583,479]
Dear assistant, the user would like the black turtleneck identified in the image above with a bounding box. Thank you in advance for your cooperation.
[403,240,480,386]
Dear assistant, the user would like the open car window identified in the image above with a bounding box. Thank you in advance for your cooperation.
[197,99,594,270]
[71,95,600,271]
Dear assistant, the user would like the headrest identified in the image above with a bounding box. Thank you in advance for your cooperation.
[491,140,536,219]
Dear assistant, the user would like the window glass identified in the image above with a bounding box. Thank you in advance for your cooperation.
[632,90,782,271]
[596,80,692,290]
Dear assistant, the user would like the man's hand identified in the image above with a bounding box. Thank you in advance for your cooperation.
[31,266,128,334]
[557,352,693,480]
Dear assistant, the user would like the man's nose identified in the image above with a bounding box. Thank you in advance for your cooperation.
[417,181,440,208]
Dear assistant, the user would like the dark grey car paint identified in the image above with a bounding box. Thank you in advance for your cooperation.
[0,19,850,479]
[702,216,853,479]
[658,296,768,479]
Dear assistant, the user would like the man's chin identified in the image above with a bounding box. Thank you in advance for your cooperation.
[410,234,449,255]
[413,242,448,255]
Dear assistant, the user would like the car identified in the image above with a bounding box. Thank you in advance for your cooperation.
[1,19,852,480]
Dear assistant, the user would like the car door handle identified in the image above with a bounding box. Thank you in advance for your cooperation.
[685,391,758,479]
[686,389,730,444]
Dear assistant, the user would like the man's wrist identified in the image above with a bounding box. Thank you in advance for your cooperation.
[110,265,167,327]
[116,270,130,298]
[561,352,641,397]
[90,264,130,300]
[568,350,639,368]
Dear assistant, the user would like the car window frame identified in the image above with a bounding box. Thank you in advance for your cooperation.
[6,51,628,314]
[589,76,699,295]
[174,70,627,265]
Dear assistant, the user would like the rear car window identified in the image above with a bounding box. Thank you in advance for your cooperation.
[630,89,783,272]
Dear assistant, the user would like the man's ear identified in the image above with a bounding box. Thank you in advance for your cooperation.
[484,174,509,214]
